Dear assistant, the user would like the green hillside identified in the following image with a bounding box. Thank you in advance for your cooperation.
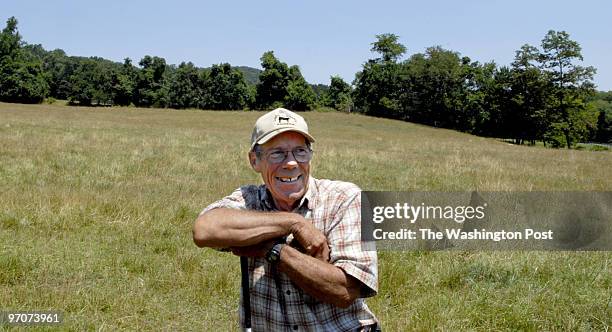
[1,103,610,330]
[234,66,262,85]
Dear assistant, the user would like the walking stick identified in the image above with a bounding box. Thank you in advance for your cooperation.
[240,256,252,332]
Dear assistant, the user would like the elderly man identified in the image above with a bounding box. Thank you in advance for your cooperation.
[193,108,379,331]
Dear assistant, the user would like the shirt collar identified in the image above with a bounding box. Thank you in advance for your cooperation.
[260,186,275,210]
[302,176,317,210]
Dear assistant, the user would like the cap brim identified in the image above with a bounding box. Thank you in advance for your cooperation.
[252,128,315,149]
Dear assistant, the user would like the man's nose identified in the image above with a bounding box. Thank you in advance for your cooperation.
[283,152,298,168]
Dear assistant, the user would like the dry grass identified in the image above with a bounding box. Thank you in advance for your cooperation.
[1,102,610,331]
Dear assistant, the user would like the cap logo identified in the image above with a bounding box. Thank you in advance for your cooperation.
[275,112,296,126]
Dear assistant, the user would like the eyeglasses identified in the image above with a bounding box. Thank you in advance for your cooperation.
[259,147,313,164]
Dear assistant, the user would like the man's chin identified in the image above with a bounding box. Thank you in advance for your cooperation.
[287,190,305,200]
[281,188,305,200]
[269,178,309,208]
[272,188,306,209]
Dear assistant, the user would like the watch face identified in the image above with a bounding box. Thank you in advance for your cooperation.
[266,244,282,262]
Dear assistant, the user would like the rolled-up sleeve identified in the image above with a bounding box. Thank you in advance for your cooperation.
[326,188,378,298]
[199,188,247,216]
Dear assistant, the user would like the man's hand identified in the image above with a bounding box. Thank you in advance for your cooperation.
[290,220,330,261]
[278,245,364,308]
[230,239,276,257]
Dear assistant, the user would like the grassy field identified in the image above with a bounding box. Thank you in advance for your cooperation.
[1,102,610,331]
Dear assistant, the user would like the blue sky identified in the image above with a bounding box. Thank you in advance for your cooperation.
[4,0,611,90]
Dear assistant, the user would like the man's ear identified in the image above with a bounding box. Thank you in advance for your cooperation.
[249,151,261,172]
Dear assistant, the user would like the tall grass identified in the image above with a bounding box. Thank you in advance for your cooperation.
[1,102,610,330]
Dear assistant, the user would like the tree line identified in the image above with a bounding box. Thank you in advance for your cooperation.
[1,16,610,146]
[0,17,332,111]
[352,33,610,147]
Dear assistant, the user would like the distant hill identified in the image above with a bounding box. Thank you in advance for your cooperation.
[233,66,330,94]
[311,83,330,98]
[235,66,262,85]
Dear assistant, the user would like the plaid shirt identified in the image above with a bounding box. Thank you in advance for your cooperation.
[201,177,378,331]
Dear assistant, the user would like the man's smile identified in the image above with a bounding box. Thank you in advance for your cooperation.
[276,174,302,183]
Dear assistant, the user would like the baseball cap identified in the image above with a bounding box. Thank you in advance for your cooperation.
[250,108,315,149]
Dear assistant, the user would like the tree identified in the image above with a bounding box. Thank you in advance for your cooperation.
[353,59,403,118]
[323,76,352,112]
[42,49,75,100]
[459,60,497,134]
[133,55,169,107]
[108,58,136,106]
[397,47,473,129]
[201,63,249,110]
[66,58,96,105]
[0,17,48,103]
[539,30,596,148]
[353,34,407,118]
[255,51,290,109]
[66,57,115,106]
[284,65,316,111]
[254,51,315,111]
[479,66,514,137]
[370,33,406,63]
[167,61,202,109]
[507,44,550,144]
[588,91,612,143]
[0,17,20,59]
[595,109,611,143]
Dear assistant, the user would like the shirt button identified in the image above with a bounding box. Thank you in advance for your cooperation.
[286,290,291,295]
[292,325,298,330]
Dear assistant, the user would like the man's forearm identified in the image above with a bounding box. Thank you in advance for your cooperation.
[193,208,299,248]
[278,245,361,308]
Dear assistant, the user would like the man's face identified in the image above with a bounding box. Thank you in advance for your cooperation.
[249,131,311,211]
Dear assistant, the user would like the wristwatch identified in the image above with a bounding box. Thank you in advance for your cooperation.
[265,243,284,263]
